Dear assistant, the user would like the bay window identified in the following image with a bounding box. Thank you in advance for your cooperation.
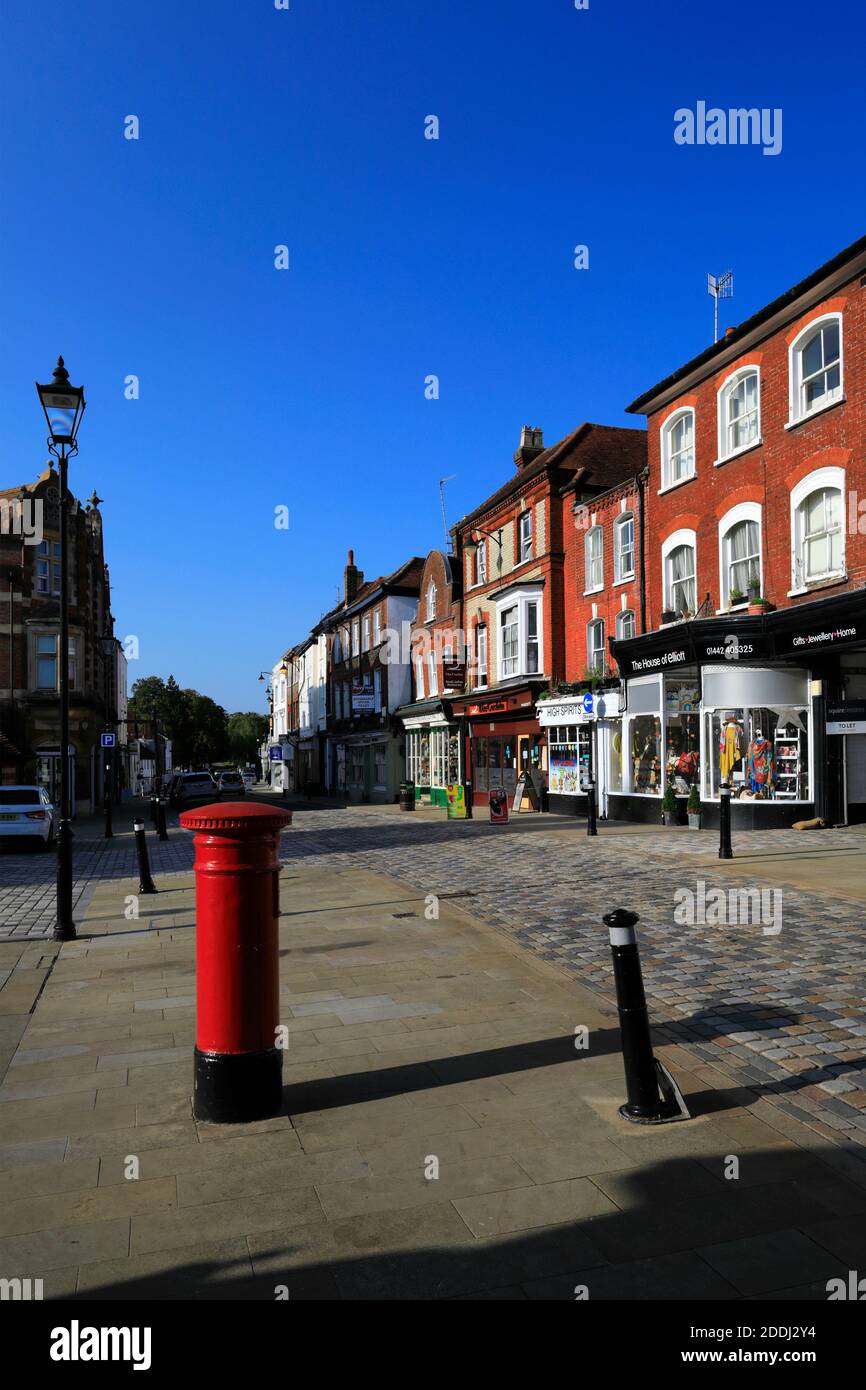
[495,587,544,682]
[500,605,519,677]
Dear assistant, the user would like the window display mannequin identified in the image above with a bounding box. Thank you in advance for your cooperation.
[719,714,745,781]
[746,725,775,797]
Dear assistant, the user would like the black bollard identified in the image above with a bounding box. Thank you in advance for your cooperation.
[586,777,598,837]
[134,819,157,895]
[150,794,159,827]
[719,778,733,860]
[103,761,113,841]
[156,799,168,842]
[604,908,687,1124]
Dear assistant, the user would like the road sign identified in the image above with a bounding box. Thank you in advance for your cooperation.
[582,691,594,717]
[268,746,284,761]
[100,733,116,748]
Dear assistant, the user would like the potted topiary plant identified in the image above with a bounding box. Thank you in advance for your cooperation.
[747,577,772,615]
[661,783,679,826]
[687,782,701,829]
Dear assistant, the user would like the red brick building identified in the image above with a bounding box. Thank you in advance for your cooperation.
[450,423,645,811]
[610,233,866,826]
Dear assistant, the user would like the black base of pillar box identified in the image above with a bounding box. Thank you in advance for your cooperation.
[193,1046,284,1124]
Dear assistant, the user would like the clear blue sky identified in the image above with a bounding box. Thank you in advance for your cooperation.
[2,0,864,714]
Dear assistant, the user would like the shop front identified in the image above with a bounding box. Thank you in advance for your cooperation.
[331,732,401,804]
[452,682,547,810]
[610,588,866,827]
[537,688,622,817]
[397,699,461,808]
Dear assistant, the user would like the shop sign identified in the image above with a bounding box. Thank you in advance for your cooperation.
[775,620,863,657]
[488,788,509,823]
[623,645,689,674]
[445,783,468,819]
[468,700,508,716]
[442,661,466,689]
[352,680,375,713]
[827,700,866,735]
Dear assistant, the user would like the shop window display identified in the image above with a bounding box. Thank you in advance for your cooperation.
[664,676,701,793]
[549,725,590,794]
[706,707,810,801]
[631,715,661,793]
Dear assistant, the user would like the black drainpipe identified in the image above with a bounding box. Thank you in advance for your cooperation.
[637,467,648,633]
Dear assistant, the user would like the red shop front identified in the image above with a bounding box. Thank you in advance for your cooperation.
[452,684,546,809]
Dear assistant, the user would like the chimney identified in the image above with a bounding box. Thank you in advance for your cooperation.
[344,548,363,603]
[513,425,545,471]
[725,326,736,338]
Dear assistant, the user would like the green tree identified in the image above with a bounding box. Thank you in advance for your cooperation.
[226,712,269,765]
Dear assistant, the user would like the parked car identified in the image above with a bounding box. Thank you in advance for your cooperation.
[0,785,55,849]
[216,770,246,797]
[169,771,217,808]
[241,768,256,789]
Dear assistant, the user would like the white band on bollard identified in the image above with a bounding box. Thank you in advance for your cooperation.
[609,925,636,946]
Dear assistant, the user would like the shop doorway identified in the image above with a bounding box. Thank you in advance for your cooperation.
[35,748,76,816]
[826,735,845,824]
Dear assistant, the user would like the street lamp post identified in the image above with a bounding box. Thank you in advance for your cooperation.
[36,357,85,942]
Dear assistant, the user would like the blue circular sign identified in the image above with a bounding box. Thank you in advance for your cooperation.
[582,692,594,715]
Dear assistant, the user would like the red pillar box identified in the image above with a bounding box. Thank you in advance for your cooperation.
[180,801,293,1124]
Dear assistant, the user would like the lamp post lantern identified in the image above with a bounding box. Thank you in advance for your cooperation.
[36,357,85,942]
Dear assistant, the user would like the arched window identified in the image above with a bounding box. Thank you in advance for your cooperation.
[661,408,695,489]
[791,468,845,588]
[717,368,760,461]
[425,582,437,620]
[587,619,605,673]
[585,526,603,592]
[662,529,697,617]
[789,315,843,424]
[614,513,635,582]
[719,503,762,606]
[616,609,636,640]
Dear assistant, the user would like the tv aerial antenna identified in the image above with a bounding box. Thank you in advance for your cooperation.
[439,475,456,553]
[708,270,734,343]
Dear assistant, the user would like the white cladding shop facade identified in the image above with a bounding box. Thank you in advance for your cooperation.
[537,689,622,817]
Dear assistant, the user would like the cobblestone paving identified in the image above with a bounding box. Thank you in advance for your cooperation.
[274,810,866,1151]
[3,804,865,1154]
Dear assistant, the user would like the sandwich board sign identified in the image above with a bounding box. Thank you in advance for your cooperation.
[488,788,509,823]
[512,771,538,812]
[445,783,468,819]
